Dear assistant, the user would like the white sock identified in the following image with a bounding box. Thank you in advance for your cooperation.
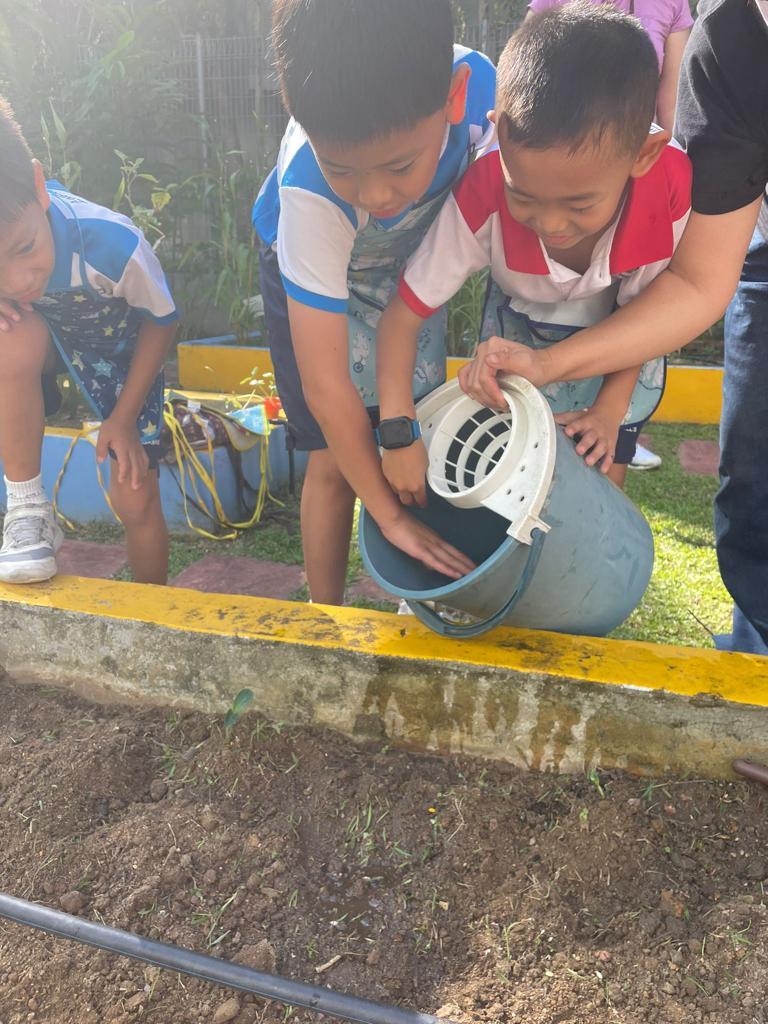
[5,474,47,510]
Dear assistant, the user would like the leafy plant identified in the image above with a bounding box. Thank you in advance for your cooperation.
[447,271,488,356]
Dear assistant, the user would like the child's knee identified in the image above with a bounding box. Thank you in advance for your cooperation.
[110,473,161,527]
[0,312,53,381]
[307,449,354,496]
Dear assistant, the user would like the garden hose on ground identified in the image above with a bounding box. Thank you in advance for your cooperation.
[0,892,452,1024]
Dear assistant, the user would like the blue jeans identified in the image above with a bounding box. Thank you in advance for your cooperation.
[715,228,768,653]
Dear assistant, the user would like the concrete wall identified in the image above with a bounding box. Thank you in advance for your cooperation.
[2,577,766,779]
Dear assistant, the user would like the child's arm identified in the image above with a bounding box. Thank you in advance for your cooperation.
[376,294,431,507]
[554,365,641,474]
[95,319,176,489]
[376,165,496,504]
[289,298,475,580]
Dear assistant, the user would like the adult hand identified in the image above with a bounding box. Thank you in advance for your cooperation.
[458,337,554,409]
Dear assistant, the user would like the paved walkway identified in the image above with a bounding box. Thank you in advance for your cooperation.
[53,436,719,604]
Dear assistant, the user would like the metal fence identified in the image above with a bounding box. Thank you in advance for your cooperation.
[168,23,519,161]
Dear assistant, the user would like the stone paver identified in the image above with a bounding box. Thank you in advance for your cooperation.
[171,555,304,599]
[677,439,720,476]
[57,540,127,579]
[347,575,398,608]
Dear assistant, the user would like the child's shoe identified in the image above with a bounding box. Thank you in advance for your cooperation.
[629,443,662,471]
[0,502,64,583]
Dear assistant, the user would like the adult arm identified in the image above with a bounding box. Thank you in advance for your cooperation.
[472,201,761,395]
[656,28,691,133]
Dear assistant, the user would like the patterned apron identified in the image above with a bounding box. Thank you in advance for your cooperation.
[345,178,460,407]
[480,279,665,425]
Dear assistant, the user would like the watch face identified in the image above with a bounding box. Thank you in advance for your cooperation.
[380,417,415,448]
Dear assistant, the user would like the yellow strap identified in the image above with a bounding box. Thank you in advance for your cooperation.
[52,405,276,541]
[162,402,275,539]
[52,426,122,531]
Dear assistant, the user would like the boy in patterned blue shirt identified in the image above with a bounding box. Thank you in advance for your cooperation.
[0,97,178,585]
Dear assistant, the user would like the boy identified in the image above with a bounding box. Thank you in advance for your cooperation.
[377,2,691,500]
[253,0,495,604]
[0,97,178,585]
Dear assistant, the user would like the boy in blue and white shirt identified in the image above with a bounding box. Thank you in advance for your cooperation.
[252,0,495,604]
[0,96,178,585]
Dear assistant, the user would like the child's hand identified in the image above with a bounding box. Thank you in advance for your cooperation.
[96,415,149,490]
[555,406,622,474]
[381,438,429,508]
[381,511,476,580]
[0,299,32,333]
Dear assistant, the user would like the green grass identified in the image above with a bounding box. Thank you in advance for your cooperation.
[615,422,730,648]
[68,422,731,648]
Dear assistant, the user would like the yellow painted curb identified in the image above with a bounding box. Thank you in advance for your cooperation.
[2,576,765,708]
[178,344,723,426]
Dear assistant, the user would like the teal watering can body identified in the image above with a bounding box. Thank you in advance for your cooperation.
[359,378,654,639]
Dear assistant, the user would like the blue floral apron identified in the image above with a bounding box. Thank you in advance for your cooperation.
[33,196,164,443]
[345,179,459,407]
[480,279,665,425]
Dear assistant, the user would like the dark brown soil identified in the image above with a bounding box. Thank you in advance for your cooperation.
[0,673,766,1024]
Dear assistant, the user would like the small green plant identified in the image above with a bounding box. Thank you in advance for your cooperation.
[223,688,255,737]
[447,271,488,356]
[587,768,606,799]
[113,150,174,248]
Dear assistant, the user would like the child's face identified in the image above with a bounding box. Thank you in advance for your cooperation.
[311,66,470,220]
[0,163,55,304]
[497,129,662,257]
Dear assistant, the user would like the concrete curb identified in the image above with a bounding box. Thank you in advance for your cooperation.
[1,577,766,779]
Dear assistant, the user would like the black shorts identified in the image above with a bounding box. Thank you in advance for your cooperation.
[259,243,380,452]
[614,421,647,465]
[42,371,163,471]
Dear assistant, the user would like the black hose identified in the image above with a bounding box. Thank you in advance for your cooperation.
[0,893,451,1024]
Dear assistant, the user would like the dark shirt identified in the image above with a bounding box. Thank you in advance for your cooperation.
[675,0,768,234]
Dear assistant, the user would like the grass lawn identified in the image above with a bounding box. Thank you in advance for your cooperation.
[66,421,731,649]
[616,422,730,648]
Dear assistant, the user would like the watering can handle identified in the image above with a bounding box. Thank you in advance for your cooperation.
[408,528,546,639]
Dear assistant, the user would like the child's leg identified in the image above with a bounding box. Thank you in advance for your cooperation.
[0,312,55,482]
[259,244,357,605]
[109,466,168,585]
[0,312,64,584]
[611,423,643,490]
[301,448,356,605]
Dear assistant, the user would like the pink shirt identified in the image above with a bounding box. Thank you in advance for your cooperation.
[527,0,694,69]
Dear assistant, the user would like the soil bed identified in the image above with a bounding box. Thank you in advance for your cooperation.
[0,673,766,1024]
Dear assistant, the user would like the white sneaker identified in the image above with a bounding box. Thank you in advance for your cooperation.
[629,443,662,471]
[397,599,413,615]
[0,502,64,583]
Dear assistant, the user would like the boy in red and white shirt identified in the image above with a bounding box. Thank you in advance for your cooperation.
[377,1,691,500]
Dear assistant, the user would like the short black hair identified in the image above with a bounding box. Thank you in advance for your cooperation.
[0,96,36,225]
[271,0,455,144]
[497,1,659,156]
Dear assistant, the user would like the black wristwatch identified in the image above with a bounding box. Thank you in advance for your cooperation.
[375,416,422,450]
